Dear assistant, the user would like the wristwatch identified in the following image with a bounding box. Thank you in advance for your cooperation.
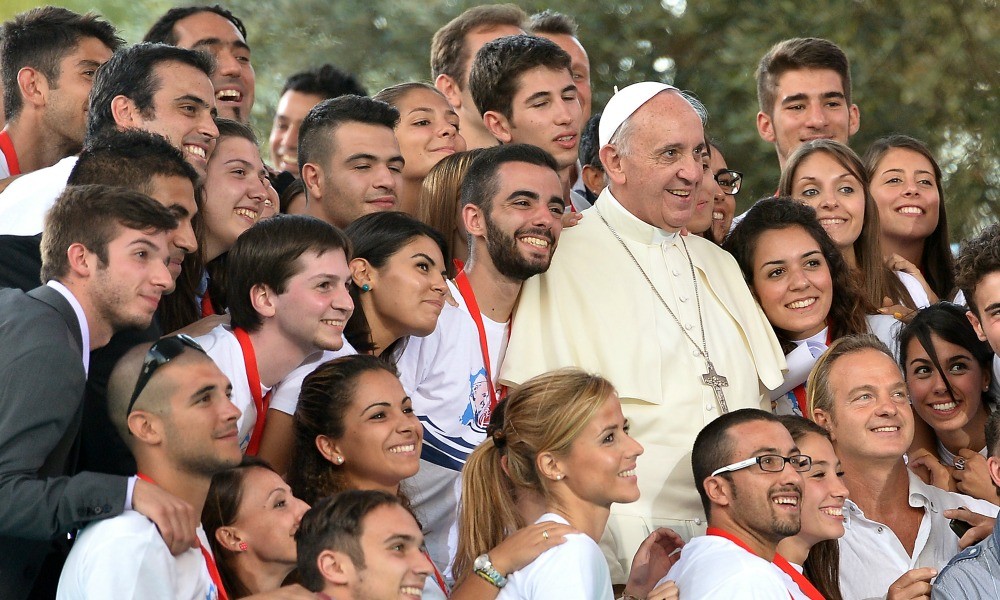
[473,553,508,589]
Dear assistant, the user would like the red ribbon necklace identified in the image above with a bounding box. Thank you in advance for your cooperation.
[233,327,271,456]
[706,527,825,600]
[0,131,21,176]
[453,269,507,418]
[135,473,230,600]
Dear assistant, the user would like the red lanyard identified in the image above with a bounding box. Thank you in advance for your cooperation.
[136,473,230,600]
[200,291,215,317]
[423,549,450,597]
[233,327,270,456]
[791,326,832,416]
[0,131,20,176]
[706,528,825,600]
[453,270,505,416]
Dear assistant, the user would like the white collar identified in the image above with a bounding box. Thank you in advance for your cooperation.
[599,187,679,245]
[46,280,90,375]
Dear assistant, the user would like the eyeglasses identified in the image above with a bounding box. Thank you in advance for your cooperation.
[711,454,812,477]
[715,169,743,196]
[127,334,207,415]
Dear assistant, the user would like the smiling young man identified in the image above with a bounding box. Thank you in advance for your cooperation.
[956,223,1000,386]
[663,408,813,598]
[297,489,432,600]
[470,34,583,206]
[755,38,860,171]
[144,5,255,123]
[0,43,218,290]
[194,214,353,456]
[809,334,999,600]
[0,7,121,180]
[58,336,242,599]
[298,95,404,228]
[396,143,564,571]
[0,185,190,600]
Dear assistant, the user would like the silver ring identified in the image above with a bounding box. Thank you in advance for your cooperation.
[542,530,549,541]
[954,458,967,471]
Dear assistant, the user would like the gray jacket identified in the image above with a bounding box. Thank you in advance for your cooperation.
[933,517,1000,599]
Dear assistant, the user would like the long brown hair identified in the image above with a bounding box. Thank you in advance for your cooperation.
[453,368,615,582]
[416,149,486,277]
[779,139,917,310]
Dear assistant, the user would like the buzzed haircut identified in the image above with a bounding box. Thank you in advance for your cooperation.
[86,42,215,142]
[0,7,122,121]
[143,4,248,45]
[579,112,602,169]
[460,143,559,214]
[987,411,1000,461]
[469,33,571,120]
[281,64,367,99]
[430,3,527,84]
[297,489,411,592]
[955,223,1000,316]
[691,408,782,517]
[528,9,578,36]
[756,37,852,116]
[297,94,399,175]
[226,214,351,332]
[40,184,178,283]
[69,129,199,196]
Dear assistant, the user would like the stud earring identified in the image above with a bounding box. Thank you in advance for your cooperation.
[361,284,371,292]
[238,541,248,551]
[336,456,344,464]
[556,474,564,480]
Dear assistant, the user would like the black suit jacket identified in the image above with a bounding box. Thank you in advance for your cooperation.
[0,285,127,600]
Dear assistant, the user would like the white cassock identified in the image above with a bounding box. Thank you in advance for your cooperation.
[500,188,785,582]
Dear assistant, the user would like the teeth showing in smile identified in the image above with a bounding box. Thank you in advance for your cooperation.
[669,190,690,197]
[185,145,206,159]
[618,469,636,477]
[786,298,816,309]
[872,426,899,432]
[773,497,798,506]
[820,507,843,517]
[818,218,846,226]
[389,444,415,454]
[321,319,344,328]
[897,206,924,215]
[556,135,574,142]
[234,207,258,221]
[713,211,725,220]
[521,236,549,248]
[216,89,243,102]
[931,401,958,411]
[400,587,423,597]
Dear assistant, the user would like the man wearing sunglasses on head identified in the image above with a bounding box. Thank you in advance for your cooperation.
[661,408,820,599]
[58,335,242,599]
[0,185,196,600]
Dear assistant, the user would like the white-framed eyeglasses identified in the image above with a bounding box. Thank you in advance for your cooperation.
[711,454,812,477]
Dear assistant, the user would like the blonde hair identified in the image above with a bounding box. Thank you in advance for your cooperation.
[806,333,895,419]
[453,368,615,581]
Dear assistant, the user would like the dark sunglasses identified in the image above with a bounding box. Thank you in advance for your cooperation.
[127,334,207,415]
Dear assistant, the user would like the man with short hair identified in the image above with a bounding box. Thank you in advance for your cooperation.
[0,185,193,599]
[956,223,1000,384]
[297,489,433,600]
[501,83,785,580]
[934,410,1000,597]
[298,95,403,228]
[57,336,241,598]
[528,9,591,124]
[809,334,999,600]
[144,4,255,123]
[431,4,526,150]
[397,143,564,570]
[663,408,815,598]
[755,37,860,170]
[0,7,121,179]
[0,42,218,291]
[194,214,354,455]
[470,34,584,206]
[578,112,606,202]
[269,64,367,178]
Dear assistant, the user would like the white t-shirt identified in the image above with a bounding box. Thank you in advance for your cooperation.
[0,155,76,236]
[270,342,357,416]
[397,279,509,570]
[194,324,268,452]
[57,512,217,600]
[839,470,1000,600]
[498,513,612,600]
[660,533,792,599]
[898,270,931,308]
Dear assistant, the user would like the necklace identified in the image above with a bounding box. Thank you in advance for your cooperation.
[595,207,729,413]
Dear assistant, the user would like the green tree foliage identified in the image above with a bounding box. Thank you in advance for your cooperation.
[6,0,996,239]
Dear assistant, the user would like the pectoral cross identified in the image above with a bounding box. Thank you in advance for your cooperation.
[702,360,729,413]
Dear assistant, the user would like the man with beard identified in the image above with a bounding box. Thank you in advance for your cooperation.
[395,143,564,574]
[662,408,814,598]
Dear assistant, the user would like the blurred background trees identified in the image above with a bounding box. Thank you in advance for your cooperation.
[4,0,997,239]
